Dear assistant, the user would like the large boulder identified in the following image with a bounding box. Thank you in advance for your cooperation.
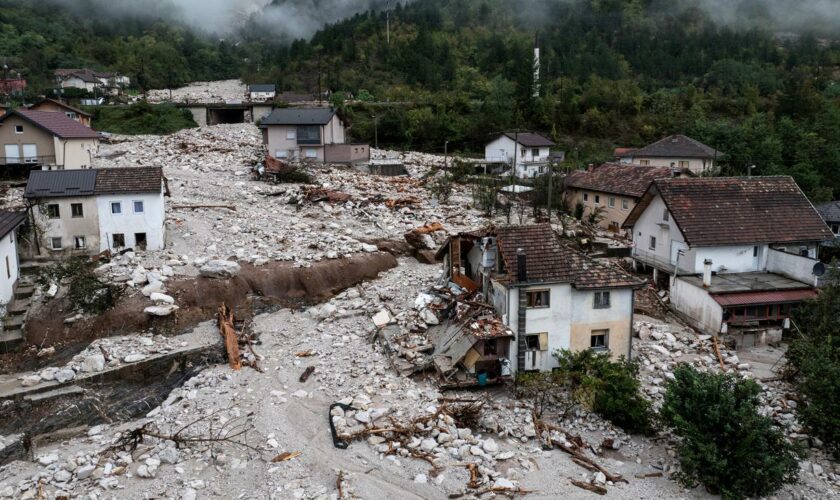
[144,305,179,317]
[199,260,241,279]
[81,354,106,373]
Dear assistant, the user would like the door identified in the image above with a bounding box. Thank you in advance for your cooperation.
[4,145,19,163]
[670,240,687,267]
[22,144,37,163]
[752,246,763,270]
[524,350,542,371]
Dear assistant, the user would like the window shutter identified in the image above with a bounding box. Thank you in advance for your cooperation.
[538,332,548,351]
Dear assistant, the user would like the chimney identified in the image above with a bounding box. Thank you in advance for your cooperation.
[702,259,713,287]
[587,163,594,172]
[516,248,527,282]
[532,34,540,98]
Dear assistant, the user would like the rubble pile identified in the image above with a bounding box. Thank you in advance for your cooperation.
[146,79,247,103]
[18,332,184,386]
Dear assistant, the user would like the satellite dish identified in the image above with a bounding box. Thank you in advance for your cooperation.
[812,262,826,277]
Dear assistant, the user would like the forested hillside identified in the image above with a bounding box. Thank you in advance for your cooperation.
[3,0,840,199]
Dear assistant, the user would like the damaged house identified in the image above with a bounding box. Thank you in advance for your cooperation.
[259,107,369,164]
[435,224,643,377]
[623,176,833,347]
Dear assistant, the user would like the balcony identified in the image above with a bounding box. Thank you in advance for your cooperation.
[632,247,694,274]
[0,155,55,166]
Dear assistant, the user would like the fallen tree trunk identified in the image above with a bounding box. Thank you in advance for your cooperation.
[217,304,241,370]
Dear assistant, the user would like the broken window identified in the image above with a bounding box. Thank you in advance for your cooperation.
[45,204,60,219]
[591,330,608,350]
[594,291,611,309]
[832,223,840,235]
[525,333,548,351]
[71,203,83,217]
[526,290,550,308]
[484,339,498,356]
[74,236,86,249]
[135,232,147,250]
[112,233,125,248]
[50,237,62,250]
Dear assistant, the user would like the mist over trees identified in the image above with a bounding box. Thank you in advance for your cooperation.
[3,0,840,199]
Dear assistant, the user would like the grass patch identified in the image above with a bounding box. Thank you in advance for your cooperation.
[90,101,196,135]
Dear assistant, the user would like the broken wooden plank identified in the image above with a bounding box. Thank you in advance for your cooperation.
[217,303,241,370]
[712,336,726,371]
[271,451,302,462]
[299,366,315,383]
[570,479,607,495]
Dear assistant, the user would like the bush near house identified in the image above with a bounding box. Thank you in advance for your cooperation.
[787,267,840,459]
[554,349,656,435]
[662,364,800,499]
[36,258,124,315]
[90,101,196,135]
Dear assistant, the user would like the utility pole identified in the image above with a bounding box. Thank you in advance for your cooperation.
[747,164,755,177]
[373,115,379,150]
[444,140,449,169]
[547,161,553,222]
[387,10,390,45]
[317,51,322,106]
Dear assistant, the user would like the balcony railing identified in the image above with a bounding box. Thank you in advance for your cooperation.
[0,155,56,166]
[632,247,695,274]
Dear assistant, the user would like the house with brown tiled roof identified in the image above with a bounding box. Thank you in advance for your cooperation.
[564,163,677,232]
[622,176,833,346]
[0,109,99,170]
[437,224,643,373]
[616,134,722,175]
[29,99,92,127]
[23,167,166,256]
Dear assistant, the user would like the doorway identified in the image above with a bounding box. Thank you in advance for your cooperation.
[134,232,147,251]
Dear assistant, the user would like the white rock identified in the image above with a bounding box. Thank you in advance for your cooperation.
[158,447,180,465]
[144,305,179,317]
[361,243,378,252]
[181,488,198,500]
[131,268,148,285]
[54,470,72,482]
[54,369,76,383]
[37,453,59,466]
[150,292,175,305]
[494,478,515,489]
[123,354,148,363]
[414,473,428,484]
[20,374,41,387]
[354,411,371,424]
[141,281,165,297]
[594,472,607,485]
[199,260,241,278]
[46,283,59,297]
[75,464,95,480]
[482,438,499,453]
[420,438,438,452]
[81,354,106,373]
[372,309,393,328]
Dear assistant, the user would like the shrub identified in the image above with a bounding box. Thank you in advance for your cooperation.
[37,258,124,314]
[514,370,575,420]
[554,349,656,434]
[428,173,453,203]
[471,176,497,216]
[662,364,800,499]
[448,158,474,182]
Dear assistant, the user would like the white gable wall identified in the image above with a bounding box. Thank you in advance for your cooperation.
[0,231,19,304]
[96,191,165,252]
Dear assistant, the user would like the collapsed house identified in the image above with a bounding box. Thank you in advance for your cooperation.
[623,176,833,347]
[431,224,643,378]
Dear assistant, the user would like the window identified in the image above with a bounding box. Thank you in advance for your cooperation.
[832,223,840,235]
[71,203,83,218]
[622,199,629,210]
[590,329,608,350]
[275,150,288,158]
[133,201,144,213]
[296,125,320,144]
[14,125,23,134]
[74,236,86,249]
[594,291,611,309]
[526,290,550,308]
[639,159,650,166]
[594,195,600,205]
[135,232,147,250]
[46,204,60,219]
[50,237,62,250]
[285,130,296,140]
[583,193,589,202]
[662,209,669,222]
[531,148,539,157]
[66,112,77,120]
[608,197,615,208]
[649,236,656,250]
[111,202,122,214]
[520,148,526,157]
[753,246,759,257]
[678,160,689,168]
[112,233,125,248]
[525,333,548,351]
[22,144,37,163]
[305,149,318,158]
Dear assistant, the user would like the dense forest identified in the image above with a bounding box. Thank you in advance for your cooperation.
[2,0,840,200]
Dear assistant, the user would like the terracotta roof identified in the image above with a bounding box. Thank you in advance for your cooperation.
[0,211,26,240]
[623,177,833,246]
[618,134,721,159]
[30,98,92,117]
[502,132,555,147]
[5,109,99,139]
[816,201,840,223]
[495,224,642,289]
[94,167,163,195]
[712,289,817,307]
[565,163,673,198]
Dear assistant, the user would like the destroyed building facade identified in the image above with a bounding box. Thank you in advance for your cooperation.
[437,224,642,374]
[623,176,833,346]
[259,107,369,164]
[24,167,166,255]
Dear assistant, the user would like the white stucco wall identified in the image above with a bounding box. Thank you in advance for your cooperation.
[96,192,165,252]
[505,283,572,373]
[570,288,634,359]
[631,157,714,175]
[766,248,819,285]
[631,194,687,268]
[671,278,724,334]
[485,136,549,165]
[0,231,19,304]
[693,245,767,274]
[53,138,98,169]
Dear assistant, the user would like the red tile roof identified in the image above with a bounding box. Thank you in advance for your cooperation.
[94,167,163,195]
[565,163,674,198]
[623,176,833,246]
[7,109,99,139]
[712,289,817,307]
[618,134,721,159]
[495,224,643,289]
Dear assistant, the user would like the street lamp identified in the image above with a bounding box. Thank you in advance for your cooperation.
[747,164,756,177]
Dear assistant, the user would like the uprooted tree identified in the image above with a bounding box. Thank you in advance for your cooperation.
[662,364,801,499]
[36,258,124,314]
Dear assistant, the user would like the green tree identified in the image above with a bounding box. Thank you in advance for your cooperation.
[662,365,800,499]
